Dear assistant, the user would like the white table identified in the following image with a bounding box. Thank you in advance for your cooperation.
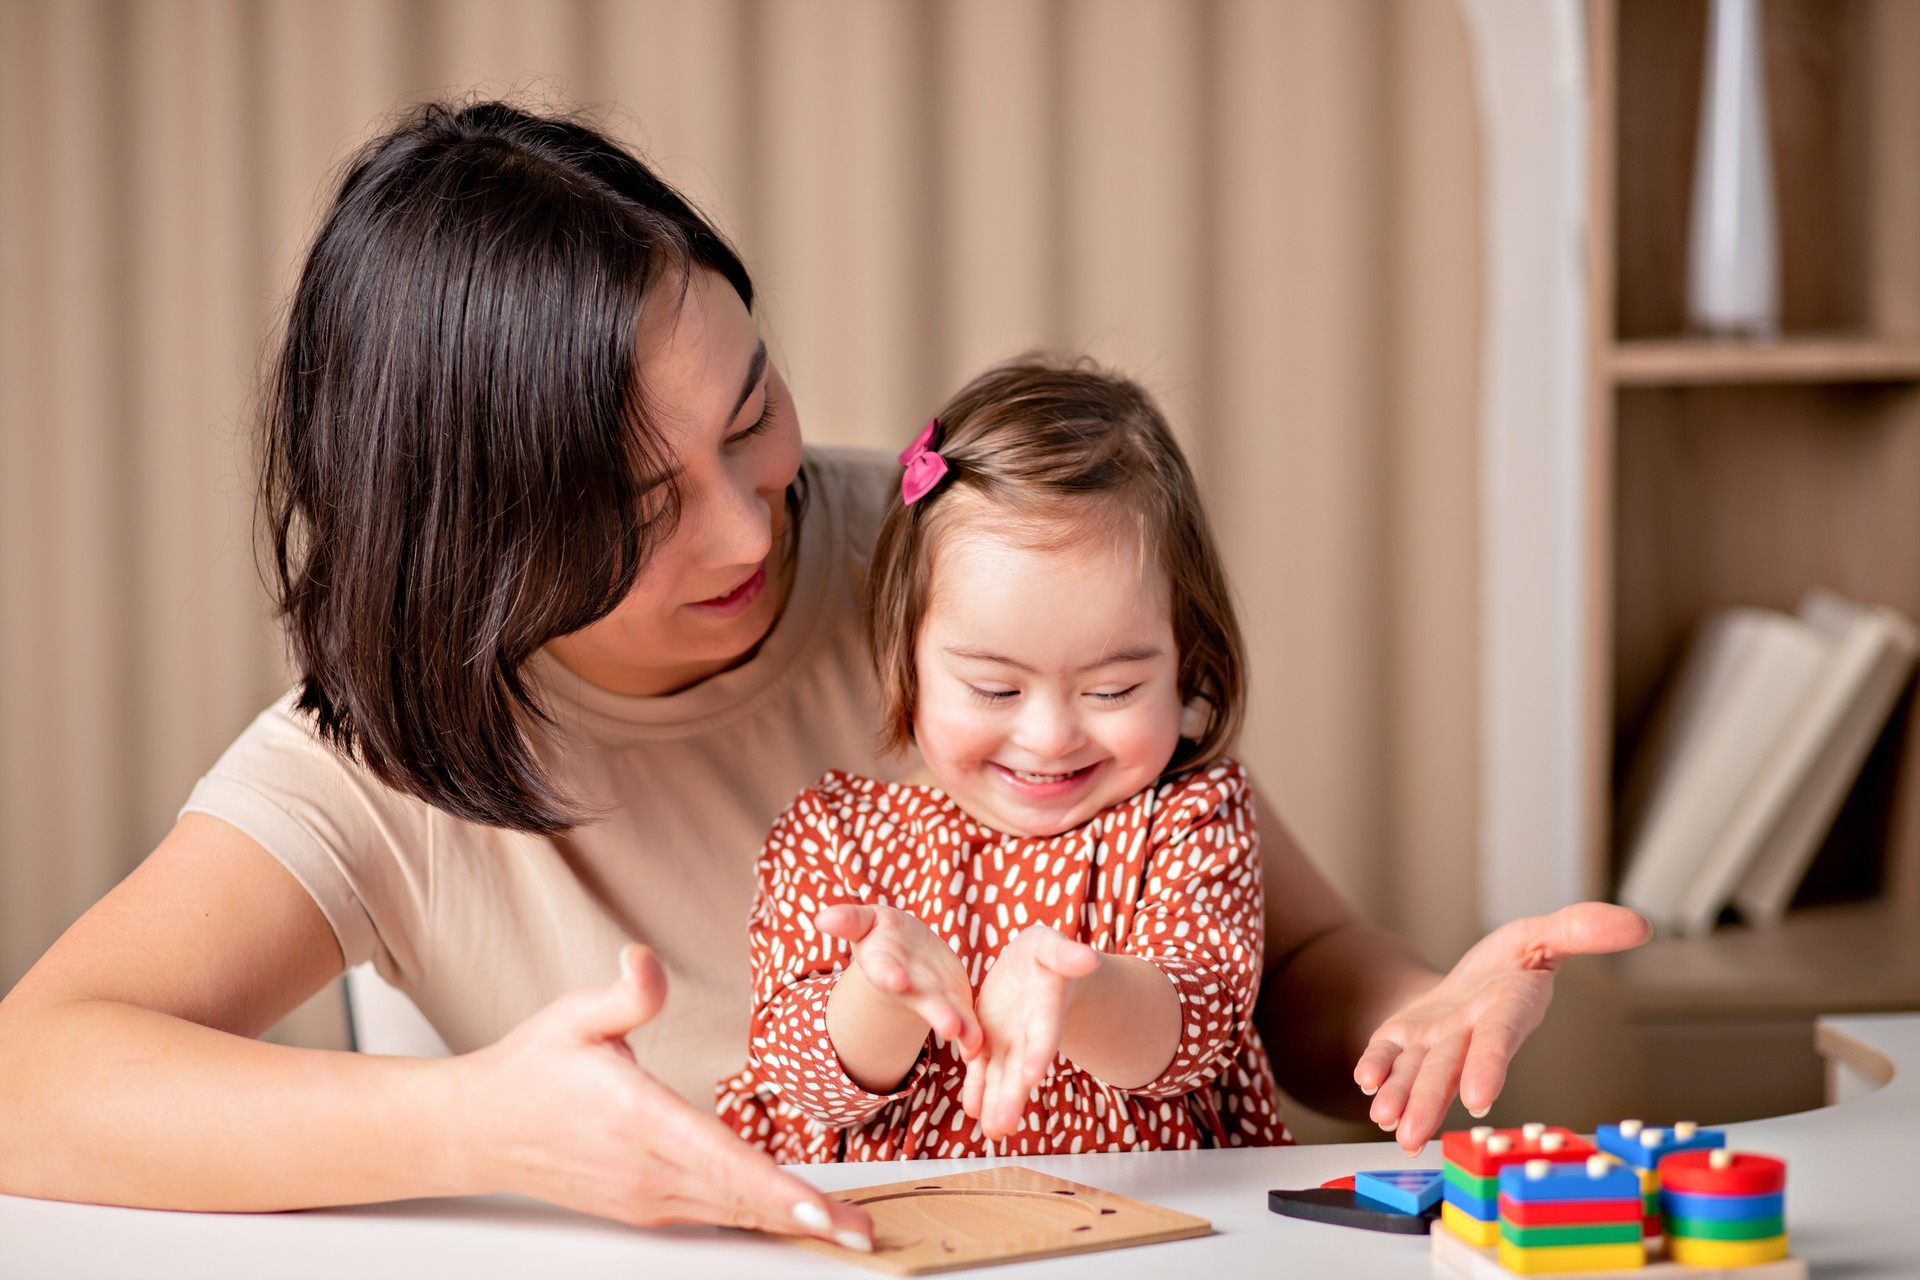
[6,1013,1918,1278]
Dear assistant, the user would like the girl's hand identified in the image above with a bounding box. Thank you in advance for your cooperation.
[1354,902,1652,1154]
[451,944,872,1251]
[961,925,1101,1140]
[816,903,982,1057]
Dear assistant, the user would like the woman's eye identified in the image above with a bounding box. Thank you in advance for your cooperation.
[967,686,1017,706]
[727,391,775,445]
[1089,686,1141,704]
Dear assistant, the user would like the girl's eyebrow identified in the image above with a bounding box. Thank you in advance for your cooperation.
[726,340,769,425]
[943,645,1164,674]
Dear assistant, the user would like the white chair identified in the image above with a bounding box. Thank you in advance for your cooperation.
[343,962,451,1057]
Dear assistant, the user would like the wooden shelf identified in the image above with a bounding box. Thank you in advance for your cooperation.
[1610,337,1920,386]
[1569,901,1920,1022]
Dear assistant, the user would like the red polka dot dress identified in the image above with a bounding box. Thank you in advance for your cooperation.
[715,760,1290,1163]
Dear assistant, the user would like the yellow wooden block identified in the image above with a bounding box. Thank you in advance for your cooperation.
[1668,1233,1791,1267]
[1496,1240,1646,1274]
[1441,1202,1501,1247]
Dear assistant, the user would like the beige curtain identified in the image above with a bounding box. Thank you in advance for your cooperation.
[0,1,1481,1010]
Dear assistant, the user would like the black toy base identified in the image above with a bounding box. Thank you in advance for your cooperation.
[1267,1187,1437,1235]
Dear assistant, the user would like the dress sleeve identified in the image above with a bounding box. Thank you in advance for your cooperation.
[743,783,930,1127]
[1113,762,1264,1099]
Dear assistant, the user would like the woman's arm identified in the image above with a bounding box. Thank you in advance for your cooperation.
[1250,782,1438,1119]
[1249,780,1651,1152]
[0,814,868,1247]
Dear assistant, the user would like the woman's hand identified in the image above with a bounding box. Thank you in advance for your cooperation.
[816,903,981,1058]
[451,945,872,1251]
[961,925,1101,1140]
[1353,903,1652,1154]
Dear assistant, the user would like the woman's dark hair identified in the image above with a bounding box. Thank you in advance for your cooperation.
[865,354,1247,777]
[261,100,761,833]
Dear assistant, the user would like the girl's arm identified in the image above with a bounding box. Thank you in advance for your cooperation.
[0,814,867,1248]
[740,795,976,1125]
[1057,953,1180,1087]
[965,766,1261,1135]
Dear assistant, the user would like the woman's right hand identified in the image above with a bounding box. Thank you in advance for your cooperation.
[449,944,872,1251]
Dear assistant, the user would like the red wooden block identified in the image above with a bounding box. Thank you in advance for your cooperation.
[1322,1176,1356,1191]
[1659,1150,1786,1197]
[1441,1126,1596,1178]
[1497,1194,1643,1226]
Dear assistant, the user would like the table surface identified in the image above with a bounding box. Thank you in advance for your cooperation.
[6,1013,1918,1279]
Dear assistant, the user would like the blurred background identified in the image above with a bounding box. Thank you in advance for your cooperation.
[13,0,1917,1145]
[0,0,1482,1020]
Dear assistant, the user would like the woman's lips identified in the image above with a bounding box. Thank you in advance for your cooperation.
[688,562,768,617]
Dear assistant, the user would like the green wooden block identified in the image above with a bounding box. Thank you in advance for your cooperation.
[1500,1221,1643,1249]
[1666,1214,1786,1242]
[1444,1161,1497,1200]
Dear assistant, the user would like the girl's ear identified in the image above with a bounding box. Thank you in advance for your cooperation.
[1179,698,1210,741]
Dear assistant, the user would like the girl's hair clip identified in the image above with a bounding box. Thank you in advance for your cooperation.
[899,418,951,505]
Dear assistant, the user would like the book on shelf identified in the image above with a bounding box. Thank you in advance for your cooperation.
[1615,590,1919,937]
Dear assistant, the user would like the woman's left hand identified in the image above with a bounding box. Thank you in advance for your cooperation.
[1354,902,1651,1154]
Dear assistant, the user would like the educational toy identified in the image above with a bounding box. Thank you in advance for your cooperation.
[1354,1167,1443,1215]
[800,1165,1208,1273]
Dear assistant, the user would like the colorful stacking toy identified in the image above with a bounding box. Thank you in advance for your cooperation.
[1496,1155,1646,1274]
[1596,1118,1725,1237]
[1659,1148,1790,1267]
[1440,1123,1596,1248]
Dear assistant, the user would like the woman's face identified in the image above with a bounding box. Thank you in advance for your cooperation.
[546,269,804,696]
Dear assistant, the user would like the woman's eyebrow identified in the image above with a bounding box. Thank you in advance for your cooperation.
[726,340,769,425]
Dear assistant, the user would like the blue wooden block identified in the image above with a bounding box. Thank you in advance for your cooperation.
[1595,1122,1724,1170]
[1659,1188,1786,1222]
[1354,1169,1443,1215]
[1443,1181,1497,1221]
[1499,1159,1641,1204]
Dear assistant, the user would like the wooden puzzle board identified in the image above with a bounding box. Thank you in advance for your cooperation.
[794,1165,1210,1275]
[1431,1222,1807,1280]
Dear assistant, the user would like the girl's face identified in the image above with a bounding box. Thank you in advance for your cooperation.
[913,517,1185,838]
[546,269,804,696]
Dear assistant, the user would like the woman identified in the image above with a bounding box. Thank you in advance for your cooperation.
[0,102,1646,1247]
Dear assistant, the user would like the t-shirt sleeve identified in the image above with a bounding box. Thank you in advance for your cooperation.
[177,692,432,984]
[1115,762,1264,1099]
[742,782,929,1127]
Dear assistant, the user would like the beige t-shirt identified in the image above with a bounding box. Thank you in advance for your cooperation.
[181,447,913,1105]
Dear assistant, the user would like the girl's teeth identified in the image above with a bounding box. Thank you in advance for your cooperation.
[1013,768,1071,783]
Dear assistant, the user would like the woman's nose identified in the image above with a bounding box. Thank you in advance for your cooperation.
[695,471,775,568]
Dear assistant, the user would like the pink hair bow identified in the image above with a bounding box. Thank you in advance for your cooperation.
[898,418,950,505]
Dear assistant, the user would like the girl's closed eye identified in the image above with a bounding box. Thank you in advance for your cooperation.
[1088,685,1141,705]
[967,685,1018,706]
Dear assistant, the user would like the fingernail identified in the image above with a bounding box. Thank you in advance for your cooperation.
[1378,1118,1398,1132]
[793,1202,831,1232]
[1469,1105,1490,1119]
[835,1229,874,1253]
[1411,1142,1427,1159]
[1360,1083,1377,1097]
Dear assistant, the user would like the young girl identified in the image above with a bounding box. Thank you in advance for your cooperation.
[718,356,1290,1162]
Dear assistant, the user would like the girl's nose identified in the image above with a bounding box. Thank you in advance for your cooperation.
[1014,696,1085,760]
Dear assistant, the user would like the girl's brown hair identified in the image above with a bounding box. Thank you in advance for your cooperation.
[865,354,1246,775]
